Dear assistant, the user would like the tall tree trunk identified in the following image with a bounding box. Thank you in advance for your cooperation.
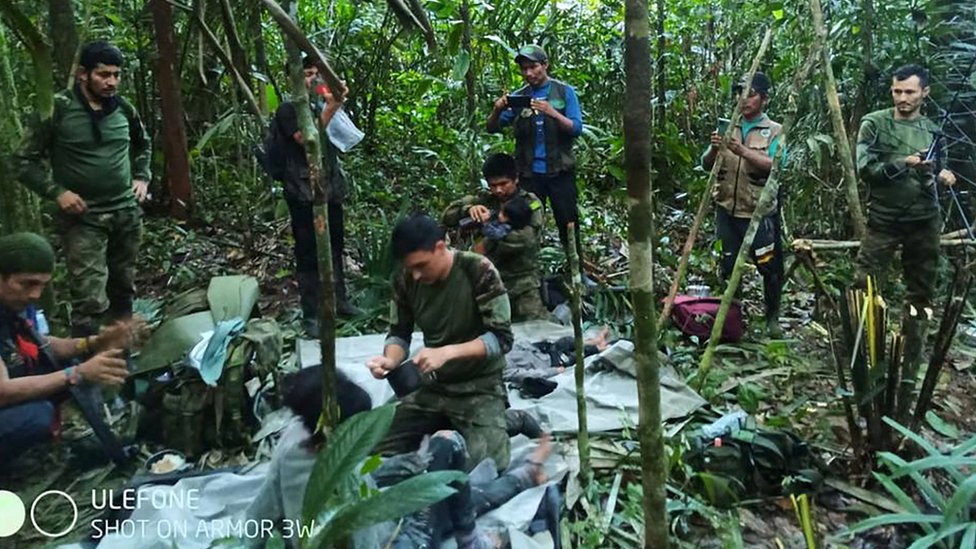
[624,0,668,546]
[47,0,78,86]
[566,223,591,482]
[0,1,54,119]
[849,0,875,145]
[277,1,340,432]
[810,0,867,239]
[460,0,475,127]
[150,0,193,219]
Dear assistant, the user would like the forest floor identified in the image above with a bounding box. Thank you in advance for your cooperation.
[4,213,975,548]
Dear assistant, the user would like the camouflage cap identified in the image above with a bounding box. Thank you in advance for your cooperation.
[515,44,548,64]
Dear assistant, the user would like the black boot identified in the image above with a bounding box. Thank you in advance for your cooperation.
[296,270,321,337]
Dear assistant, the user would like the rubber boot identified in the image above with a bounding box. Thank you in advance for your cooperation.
[296,270,320,337]
[333,258,362,318]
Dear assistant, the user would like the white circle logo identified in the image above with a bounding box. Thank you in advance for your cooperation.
[30,490,77,538]
[0,490,26,537]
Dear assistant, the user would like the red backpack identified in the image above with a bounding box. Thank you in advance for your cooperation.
[670,295,744,343]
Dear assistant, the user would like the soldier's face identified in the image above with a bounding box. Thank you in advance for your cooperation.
[487,177,518,201]
[0,273,51,312]
[80,63,121,99]
[402,242,451,284]
[519,61,549,87]
[891,76,929,116]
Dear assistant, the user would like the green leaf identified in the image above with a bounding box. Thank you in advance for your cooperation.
[301,404,398,526]
[772,9,784,19]
[451,51,471,82]
[192,110,238,155]
[887,456,976,480]
[940,474,976,527]
[907,522,972,549]
[845,513,943,536]
[925,411,961,439]
[307,470,465,548]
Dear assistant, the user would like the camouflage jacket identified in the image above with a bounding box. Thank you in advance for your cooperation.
[385,251,512,396]
[442,189,543,294]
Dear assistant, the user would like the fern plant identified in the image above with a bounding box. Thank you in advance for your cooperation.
[839,417,976,549]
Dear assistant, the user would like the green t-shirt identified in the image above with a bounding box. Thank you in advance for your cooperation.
[856,108,941,223]
[15,88,152,213]
[386,251,513,395]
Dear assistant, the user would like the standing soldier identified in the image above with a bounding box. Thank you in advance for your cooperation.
[443,153,546,321]
[702,72,786,335]
[486,45,586,274]
[855,64,955,309]
[15,41,151,337]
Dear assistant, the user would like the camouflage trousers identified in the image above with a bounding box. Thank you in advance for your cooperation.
[59,207,143,335]
[376,387,510,471]
[855,216,941,309]
[502,276,549,322]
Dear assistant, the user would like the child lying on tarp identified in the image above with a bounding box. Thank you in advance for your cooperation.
[504,326,614,398]
[245,366,552,549]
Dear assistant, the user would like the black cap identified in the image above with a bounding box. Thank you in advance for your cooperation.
[733,71,772,96]
[514,44,548,64]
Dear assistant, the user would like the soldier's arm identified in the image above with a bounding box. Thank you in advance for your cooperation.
[442,194,483,227]
[473,257,513,356]
[383,272,414,364]
[127,103,153,181]
[856,118,903,184]
[0,355,71,408]
[14,112,63,201]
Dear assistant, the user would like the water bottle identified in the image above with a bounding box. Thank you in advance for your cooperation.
[701,410,748,439]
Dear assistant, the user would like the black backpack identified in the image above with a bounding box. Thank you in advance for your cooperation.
[252,115,287,182]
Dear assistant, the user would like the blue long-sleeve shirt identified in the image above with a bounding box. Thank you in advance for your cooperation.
[499,80,583,174]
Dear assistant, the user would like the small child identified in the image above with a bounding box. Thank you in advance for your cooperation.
[481,195,533,241]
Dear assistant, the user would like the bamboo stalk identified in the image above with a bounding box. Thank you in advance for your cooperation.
[896,306,930,425]
[656,29,773,331]
[793,238,976,251]
[809,0,867,240]
[566,223,591,482]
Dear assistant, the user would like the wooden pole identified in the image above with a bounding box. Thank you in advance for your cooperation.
[566,222,591,482]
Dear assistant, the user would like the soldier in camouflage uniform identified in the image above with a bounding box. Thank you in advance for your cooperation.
[367,214,513,470]
[443,153,546,322]
[855,65,956,309]
[15,41,151,336]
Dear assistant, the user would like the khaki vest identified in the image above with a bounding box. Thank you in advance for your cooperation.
[713,117,783,218]
[512,79,576,176]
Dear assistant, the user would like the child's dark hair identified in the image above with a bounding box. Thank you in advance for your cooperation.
[282,366,372,443]
[502,196,533,231]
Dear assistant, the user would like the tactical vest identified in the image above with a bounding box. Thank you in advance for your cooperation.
[512,79,576,176]
[713,117,783,218]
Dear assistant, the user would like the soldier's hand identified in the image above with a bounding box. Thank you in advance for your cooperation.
[366,356,397,379]
[414,347,452,374]
[56,190,88,214]
[77,349,129,387]
[726,139,744,156]
[939,169,956,186]
[132,179,149,203]
[493,95,509,112]
[905,152,932,170]
[531,98,555,116]
[94,317,150,352]
[468,205,492,223]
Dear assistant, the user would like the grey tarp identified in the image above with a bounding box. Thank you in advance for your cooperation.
[88,321,702,549]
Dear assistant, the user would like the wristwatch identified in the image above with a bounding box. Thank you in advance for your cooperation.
[63,366,82,386]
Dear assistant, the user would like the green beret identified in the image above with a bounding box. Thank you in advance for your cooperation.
[0,232,55,275]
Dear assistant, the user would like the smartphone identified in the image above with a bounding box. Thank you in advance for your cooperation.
[717,117,731,135]
[507,95,532,110]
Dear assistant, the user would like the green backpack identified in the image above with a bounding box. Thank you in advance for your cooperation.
[684,417,823,506]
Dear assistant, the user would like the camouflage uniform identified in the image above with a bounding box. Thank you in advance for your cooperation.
[855,108,943,308]
[378,251,514,470]
[442,189,547,322]
[15,88,151,334]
